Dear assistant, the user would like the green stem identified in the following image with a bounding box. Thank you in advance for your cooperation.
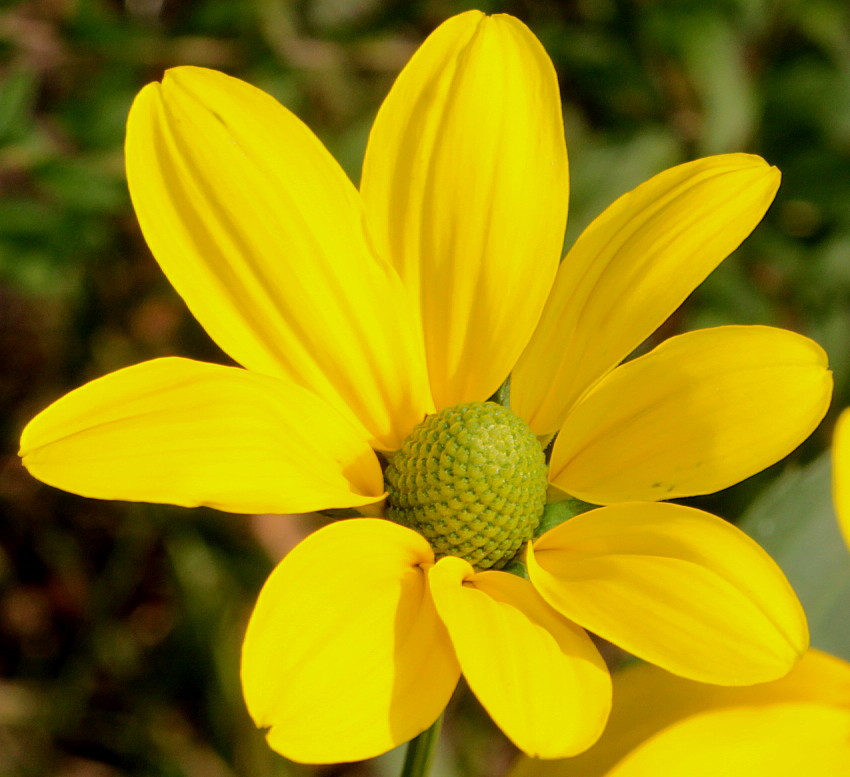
[400,713,443,777]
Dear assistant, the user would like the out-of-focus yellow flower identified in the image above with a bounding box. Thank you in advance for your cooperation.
[18,9,832,765]
[510,649,850,777]
[833,408,850,549]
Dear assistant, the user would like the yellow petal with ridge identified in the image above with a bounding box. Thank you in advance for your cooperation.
[429,556,610,759]
[242,519,460,763]
[20,358,384,514]
[549,326,831,504]
[528,502,808,685]
[361,11,567,409]
[513,154,780,435]
[126,67,432,451]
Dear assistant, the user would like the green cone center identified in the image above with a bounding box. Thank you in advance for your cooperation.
[385,401,547,571]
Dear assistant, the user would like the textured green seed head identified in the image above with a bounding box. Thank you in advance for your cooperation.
[385,401,547,571]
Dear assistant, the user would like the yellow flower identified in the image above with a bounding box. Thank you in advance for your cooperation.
[19,9,831,764]
[509,648,850,777]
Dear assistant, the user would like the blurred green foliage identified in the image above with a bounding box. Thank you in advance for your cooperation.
[1,0,850,775]
[740,451,850,663]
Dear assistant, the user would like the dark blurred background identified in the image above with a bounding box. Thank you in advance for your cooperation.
[1,0,850,774]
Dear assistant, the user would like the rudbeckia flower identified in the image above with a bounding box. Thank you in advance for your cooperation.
[19,9,831,765]
[509,648,850,777]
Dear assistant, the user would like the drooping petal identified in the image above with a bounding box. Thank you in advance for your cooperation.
[126,67,432,450]
[428,556,610,758]
[833,408,850,549]
[241,519,460,764]
[527,502,808,685]
[512,154,780,435]
[548,326,832,504]
[19,358,383,514]
[509,649,850,777]
[605,704,850,777]
[361,11,568,409]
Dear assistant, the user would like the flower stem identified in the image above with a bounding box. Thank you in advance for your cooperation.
[400,714,443,777]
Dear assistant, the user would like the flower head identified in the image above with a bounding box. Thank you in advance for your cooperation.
[19,9,831,764]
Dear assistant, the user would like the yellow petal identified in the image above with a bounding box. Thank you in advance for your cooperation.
[19,358,383,514]
[527,502,808,685]
[428,556,610,758]
[241,519,460,763]
[513,154,780,435]
[833,408,850,549]
[126,67,432,450]
[549,326,832,504]
[606,704,850,777]
[509,649,850,777]
[603,652,850,774]
[361,12,568,408]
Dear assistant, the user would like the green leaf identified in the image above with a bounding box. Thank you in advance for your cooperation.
[738,452,850,661]
[535,497,596,538]
[678,10,756,155]
[0,66,38,144]
[502,557,529,580]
